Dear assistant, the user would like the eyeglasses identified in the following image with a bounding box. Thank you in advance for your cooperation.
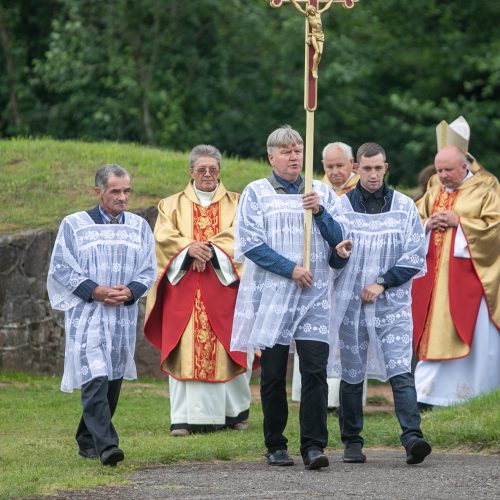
[192,167,219,175]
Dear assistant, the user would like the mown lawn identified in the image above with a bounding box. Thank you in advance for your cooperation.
[0,137,270,233]
[0,372,498,498]
[0,137,418,234]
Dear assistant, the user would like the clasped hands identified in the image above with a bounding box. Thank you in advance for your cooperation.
[92,284,132,305]
[188,241,213,272]
[426,210,459,232]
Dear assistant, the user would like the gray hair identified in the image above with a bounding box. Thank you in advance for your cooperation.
[356,142,386,163]
[322,142,354,160]
[189,144,222,169]
[267,125,303,153]
[95,163,130,191]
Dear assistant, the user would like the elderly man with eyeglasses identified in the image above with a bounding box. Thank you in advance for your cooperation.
[145,144,256,436]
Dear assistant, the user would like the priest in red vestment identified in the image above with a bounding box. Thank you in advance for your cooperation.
[412,119,500,408]
[145,144,254,435]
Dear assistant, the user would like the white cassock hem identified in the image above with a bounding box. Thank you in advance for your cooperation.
[169,352,253,425]
[415,298,500,406]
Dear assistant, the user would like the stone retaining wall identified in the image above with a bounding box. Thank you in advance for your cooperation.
[0,207,164,378]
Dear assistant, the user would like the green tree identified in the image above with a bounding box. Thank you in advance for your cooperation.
[1,0,499,184]
[0,0,60,135]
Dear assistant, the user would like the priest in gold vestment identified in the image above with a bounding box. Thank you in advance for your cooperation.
[145,145,254,435]
[412,144,500,407]
[321,142,359,195]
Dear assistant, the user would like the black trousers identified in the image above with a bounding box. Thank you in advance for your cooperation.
[260,340,329,458]
[75,376,123,455]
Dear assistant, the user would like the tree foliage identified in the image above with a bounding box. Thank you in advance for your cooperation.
[0,0,498,184]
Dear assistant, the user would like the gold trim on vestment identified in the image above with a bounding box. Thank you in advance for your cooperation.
[416,172,500,360]
[148,181,243,381]
[418,189,469,359]
[321,173,359,194]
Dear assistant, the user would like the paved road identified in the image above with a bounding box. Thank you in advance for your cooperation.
[42,450,500,499]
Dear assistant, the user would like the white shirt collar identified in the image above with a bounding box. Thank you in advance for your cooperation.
[193,182,218,207]
[445,171,473,192]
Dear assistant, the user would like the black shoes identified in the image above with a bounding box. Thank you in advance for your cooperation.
[100,446,124,466]
[266,449,294,466]
[267,449,329,469]
[343,443,366,463]
[406,438,432,465]
[303,449,329,470]
[78,447,98,459]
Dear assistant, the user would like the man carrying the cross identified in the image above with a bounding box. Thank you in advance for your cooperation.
[231,125,350,470]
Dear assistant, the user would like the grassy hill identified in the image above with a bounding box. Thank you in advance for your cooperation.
[0,138,271,234]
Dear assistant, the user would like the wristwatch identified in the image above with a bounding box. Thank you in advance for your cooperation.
[313,205,324,217]
[375,276,389,290]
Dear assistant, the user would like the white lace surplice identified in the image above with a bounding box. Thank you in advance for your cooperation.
[231,179,341,351]
[47,212,156,392]
[328,192,426,383]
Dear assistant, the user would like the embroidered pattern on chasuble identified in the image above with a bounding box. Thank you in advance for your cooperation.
[191,203,219,380]
[164,201,242,382]
[418,189,470,360]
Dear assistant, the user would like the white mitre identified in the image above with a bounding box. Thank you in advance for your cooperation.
[436,115,470,153]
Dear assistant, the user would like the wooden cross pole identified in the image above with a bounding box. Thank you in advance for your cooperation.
[269,0,358,269]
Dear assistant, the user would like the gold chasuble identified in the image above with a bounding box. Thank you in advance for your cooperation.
[321,173,359,195]
[412,171,500,360]
[145,181,247,382]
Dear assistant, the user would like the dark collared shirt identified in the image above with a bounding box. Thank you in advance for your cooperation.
[358,184,388,214]
[273,172,303,194]
[345,182,419,288]
[98,206,124,224]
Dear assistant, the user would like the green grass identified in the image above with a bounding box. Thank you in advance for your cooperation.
[0,137,271,233]
[366,393,390,406]
[0,373,499,498]
[0,137,417,234]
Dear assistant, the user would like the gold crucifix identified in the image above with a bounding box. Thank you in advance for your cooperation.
[269,0,358,269]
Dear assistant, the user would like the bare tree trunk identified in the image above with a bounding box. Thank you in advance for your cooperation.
[0,6,22,128]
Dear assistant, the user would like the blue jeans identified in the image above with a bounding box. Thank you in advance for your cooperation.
[339,372,423,448]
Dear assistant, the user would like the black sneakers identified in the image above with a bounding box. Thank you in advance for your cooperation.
[406,438,432,465]
[303,449,329,470]
[266,449,294,466]
[343,443,366,463]
[100,446,124,466]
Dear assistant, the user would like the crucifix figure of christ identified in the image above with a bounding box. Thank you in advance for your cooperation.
[289,0,334,80]
[269,0,358,269]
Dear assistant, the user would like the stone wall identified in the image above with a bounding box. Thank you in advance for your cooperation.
[0,207,164,378]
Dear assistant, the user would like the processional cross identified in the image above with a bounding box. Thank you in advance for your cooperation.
[269,0,358,269]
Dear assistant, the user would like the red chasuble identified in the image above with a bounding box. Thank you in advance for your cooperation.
[145,186,255,382]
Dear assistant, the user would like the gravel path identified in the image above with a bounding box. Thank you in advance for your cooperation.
[42,450,500,499]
